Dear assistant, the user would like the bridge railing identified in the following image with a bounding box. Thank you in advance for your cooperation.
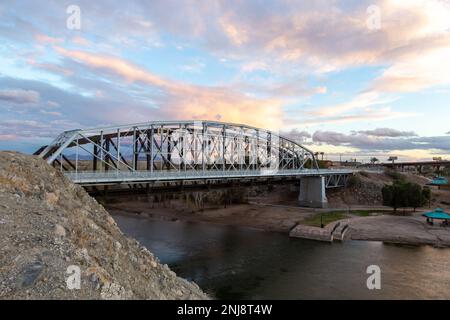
[64,168,357,184]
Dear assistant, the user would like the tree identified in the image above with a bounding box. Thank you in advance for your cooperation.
[406,182,423,211]
[382,183,401,213]
[382,181,430,213]
[370,157,379,165]
[422,187,432,208]
[347,175,361,188]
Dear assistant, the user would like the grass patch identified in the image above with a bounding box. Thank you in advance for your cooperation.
[301,209,394,227]
[348,210,389,217]
[302,212,348,227]
[327,209,391,217]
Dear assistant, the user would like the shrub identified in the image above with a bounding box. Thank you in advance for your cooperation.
[384,168,404,181]
[422,187,431,207]
[359,171,370,178]
[347,175,361,188]
[382,181,430,213]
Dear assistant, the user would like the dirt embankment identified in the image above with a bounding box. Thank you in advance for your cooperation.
[326,171,440,207]
[105,170,450,236]
[347,215,450,247]
[0,151,208,300]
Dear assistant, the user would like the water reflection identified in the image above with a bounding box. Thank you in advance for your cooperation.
[113,214,450,299]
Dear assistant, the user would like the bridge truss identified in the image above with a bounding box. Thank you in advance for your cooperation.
[35,120,353,189]
[36,121,318,172]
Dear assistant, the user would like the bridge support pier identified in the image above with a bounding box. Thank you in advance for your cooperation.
[298,176,328,208]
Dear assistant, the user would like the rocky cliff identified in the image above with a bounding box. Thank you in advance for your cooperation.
[0,151,208,299]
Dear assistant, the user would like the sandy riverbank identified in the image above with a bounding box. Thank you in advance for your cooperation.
[106,201,314,233]
[105,199,450,248]
[347,215,450,247]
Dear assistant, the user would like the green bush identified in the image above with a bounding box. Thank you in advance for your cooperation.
[422,187,431,207]
[384,168,404,181]
[359,171,370,178]
[382,181,430,213]
[347,175,361,188]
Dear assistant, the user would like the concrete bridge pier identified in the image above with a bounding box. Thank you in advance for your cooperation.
[298,176,328,208]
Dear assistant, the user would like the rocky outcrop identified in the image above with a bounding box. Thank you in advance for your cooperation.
[0,151,208,299]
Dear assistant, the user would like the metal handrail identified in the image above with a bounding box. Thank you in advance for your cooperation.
[64,168,357,184]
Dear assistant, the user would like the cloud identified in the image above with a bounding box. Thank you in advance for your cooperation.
[312,130,450,152]
[7,1,450,80]
[281,129,311,143]
[0,89,40,104]
[291,107,419,127]
[0,75,163,128]
[35,34,63,45]
[27,60,73,76]
[40,110,62,117]
[237,80,327,99]
[308,91,386,117]
[370,45,450,93]
[0,134,17,141]
[54,47,285,129]
[313,131,366,146]
[297,89,421,126]
[180,60,205,73]
[219,15,248,46]
[72,36,91,46]
[0,119,54,140]
[1,0,450,157]
[354,128,417,137]
[240,61,268,73]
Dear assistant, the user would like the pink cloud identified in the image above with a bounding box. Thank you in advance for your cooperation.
[0,134,17,141]
[54,47,285,129]
[35,34,64,45]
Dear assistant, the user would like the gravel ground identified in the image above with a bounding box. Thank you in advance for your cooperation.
[348,215,450,247]
[0,151,208,300]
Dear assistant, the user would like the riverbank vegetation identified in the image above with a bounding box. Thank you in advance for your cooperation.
[302,212,348,227]
[301,209,390,227]
[382,181,431,213]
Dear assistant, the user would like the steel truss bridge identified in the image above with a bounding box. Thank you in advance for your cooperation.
[35,120,354,189]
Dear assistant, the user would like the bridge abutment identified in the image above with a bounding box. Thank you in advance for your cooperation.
[298,176,328,208]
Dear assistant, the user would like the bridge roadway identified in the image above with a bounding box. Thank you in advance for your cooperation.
[36,120,360,207]
[64,168,356,187]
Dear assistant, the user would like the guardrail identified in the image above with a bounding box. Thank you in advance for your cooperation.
[64,168,357,185]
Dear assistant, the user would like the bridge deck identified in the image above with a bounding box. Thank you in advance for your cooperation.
[65,169,356,186]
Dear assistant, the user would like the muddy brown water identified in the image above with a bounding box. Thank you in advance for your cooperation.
[112,213,450,299]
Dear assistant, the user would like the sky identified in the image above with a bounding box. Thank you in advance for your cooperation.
[0,0,449,162]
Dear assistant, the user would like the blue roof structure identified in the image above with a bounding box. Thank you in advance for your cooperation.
[423,208,450,220]
[430,176,449,185]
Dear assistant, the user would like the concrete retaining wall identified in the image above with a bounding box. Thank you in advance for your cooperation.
[289,225,333,242]
[289,220,350,242]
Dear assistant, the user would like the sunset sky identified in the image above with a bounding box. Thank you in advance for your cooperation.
[0,0,449,161]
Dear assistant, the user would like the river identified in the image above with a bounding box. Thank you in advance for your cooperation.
[113,214,450,299]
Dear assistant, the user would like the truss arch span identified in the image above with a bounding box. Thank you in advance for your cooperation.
[36,120,320,174]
